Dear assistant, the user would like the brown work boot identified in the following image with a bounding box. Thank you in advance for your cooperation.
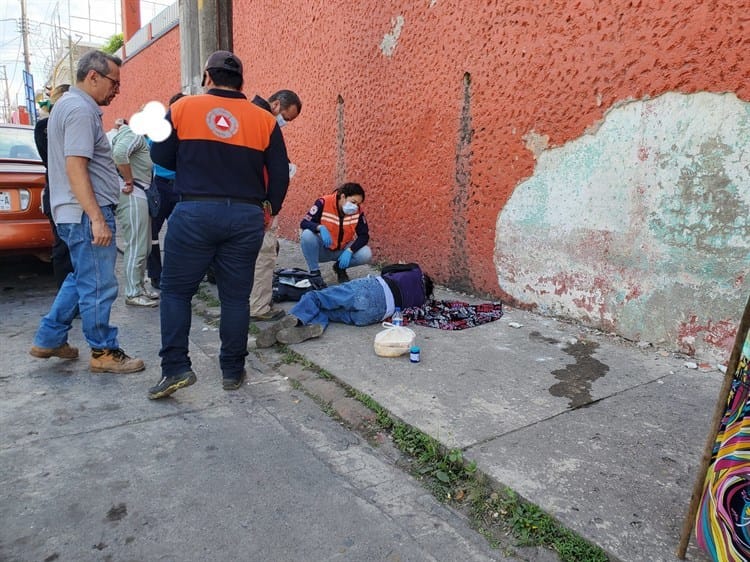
[29,343,79,359]
[276,324,324,345]
[254,315,299,348]
[90,348,145,374]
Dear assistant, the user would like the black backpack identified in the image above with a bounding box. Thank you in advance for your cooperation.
[272,268,318,302]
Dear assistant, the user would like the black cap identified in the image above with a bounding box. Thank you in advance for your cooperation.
[204,50,243,76]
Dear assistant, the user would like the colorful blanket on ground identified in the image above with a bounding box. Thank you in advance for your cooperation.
[696,331,750,561]
[402,300,503,330]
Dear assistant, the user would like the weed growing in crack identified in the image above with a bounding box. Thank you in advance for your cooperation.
[467,476,607,562]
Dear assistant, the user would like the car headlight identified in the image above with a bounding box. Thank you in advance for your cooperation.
[19,189,30,210]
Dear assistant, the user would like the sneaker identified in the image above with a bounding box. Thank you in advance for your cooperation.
[309,271,327,290]
[140,285,160,300]
[332,262,350,284]
[29,342,79,360]
[90,348,145,374]
[222,369,246,391]
[250,308,286,322]
[126,295,159,307]
[255,315,299,348]
[276,324,324,345]
[148,371,197,399]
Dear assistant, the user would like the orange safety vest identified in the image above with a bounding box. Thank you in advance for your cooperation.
[319,193,360,250]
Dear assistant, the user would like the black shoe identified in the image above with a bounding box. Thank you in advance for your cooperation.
[309,271,327,290]
[150,278,160,289]
[332,262,350,284]
[222,369,246,391]
[148,371,197,399]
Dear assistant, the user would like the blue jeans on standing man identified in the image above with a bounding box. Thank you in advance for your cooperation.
[290,276,387,330]
[299,228,372,272]
[159,200,264,380]
[33,205,120,350]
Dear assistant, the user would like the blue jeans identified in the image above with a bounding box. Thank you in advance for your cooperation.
[299,228,372,271]
[159,200,264,378]
[34,206,120,350]
[290,276,386,330]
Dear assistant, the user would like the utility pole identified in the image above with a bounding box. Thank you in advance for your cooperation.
[68,34,74,84]
[179,0,201,94]
[20,0,31,74]
[0,65,11,122]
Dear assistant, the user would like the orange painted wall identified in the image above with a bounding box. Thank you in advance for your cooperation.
[105,1,750,297]
[106,28,181,128]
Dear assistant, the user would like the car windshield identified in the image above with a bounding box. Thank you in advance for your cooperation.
[0,126,41,161]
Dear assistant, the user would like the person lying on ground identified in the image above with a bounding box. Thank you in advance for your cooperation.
[255,263,432,347]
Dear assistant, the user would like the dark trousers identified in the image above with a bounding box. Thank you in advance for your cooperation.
[159,200,264,378]
[42,186,73,288]
[146,175,179,286]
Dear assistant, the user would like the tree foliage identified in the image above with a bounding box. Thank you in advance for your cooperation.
[102,33,124,55]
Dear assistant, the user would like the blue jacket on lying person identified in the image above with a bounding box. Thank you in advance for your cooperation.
[255,263,433,347]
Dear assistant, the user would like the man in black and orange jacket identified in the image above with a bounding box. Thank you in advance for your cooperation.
[148,50,289,400]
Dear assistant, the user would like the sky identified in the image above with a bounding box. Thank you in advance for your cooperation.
[0,0,171,117]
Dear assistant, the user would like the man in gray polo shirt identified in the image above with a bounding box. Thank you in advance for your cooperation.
[29,50,145,374]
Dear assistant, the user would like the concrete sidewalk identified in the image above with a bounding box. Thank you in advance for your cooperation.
[246,238,720,562]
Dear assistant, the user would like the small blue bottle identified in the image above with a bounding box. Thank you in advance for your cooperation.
[410,346,421,363]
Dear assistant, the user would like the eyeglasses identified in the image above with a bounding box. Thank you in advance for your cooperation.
[97,71,120,89]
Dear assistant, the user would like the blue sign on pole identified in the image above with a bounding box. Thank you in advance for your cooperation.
[23,70,37,125]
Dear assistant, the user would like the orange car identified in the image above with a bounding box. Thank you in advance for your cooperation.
[0,123,53,260]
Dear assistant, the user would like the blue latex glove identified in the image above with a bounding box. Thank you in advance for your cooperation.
[318,225,332,247]
[337,248,353,269]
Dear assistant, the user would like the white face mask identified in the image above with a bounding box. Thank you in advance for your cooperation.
[275,114,287,128]
[342,201,358,215]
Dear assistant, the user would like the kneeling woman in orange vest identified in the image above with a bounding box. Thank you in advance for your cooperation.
[299,182,372,288]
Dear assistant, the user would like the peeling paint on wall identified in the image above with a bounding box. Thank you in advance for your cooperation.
[495,92,750,360]
[379,15,404,57]
[523,130,550,160]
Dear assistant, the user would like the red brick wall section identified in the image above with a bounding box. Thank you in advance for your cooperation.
[105,28,181,130]
[103,1,750,297]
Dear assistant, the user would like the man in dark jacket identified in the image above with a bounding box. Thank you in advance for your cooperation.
[148,50,289,399]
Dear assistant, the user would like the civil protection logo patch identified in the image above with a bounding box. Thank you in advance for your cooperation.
[206,108,238,138]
